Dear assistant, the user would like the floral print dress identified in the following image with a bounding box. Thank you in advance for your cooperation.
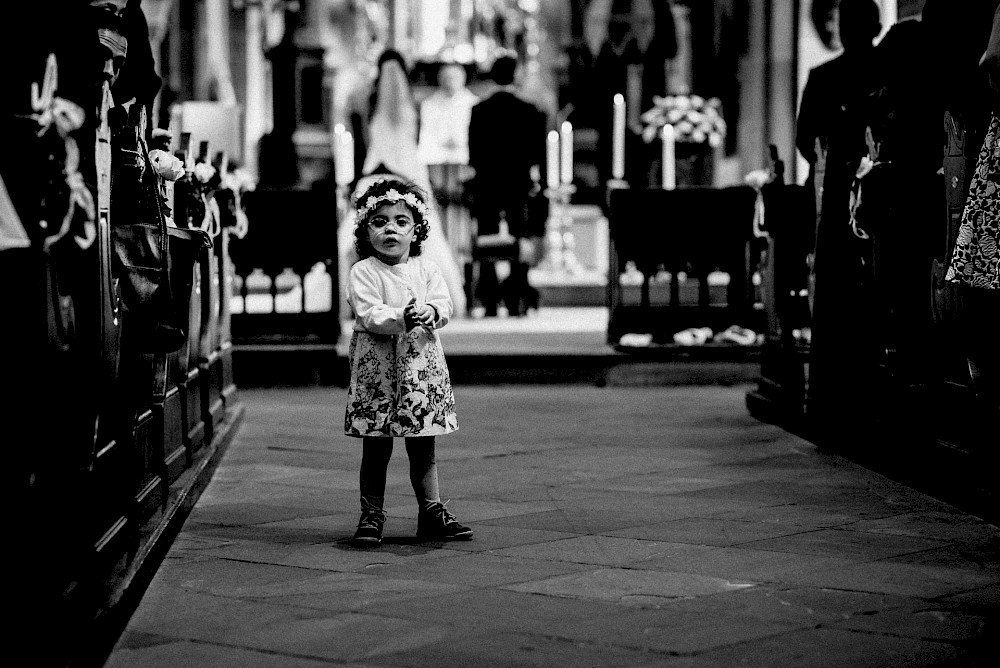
[946,113,1000,289]
[344,256,458,437]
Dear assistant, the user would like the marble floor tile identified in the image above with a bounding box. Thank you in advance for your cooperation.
[362,551,592,587]
[736,527,949,561]
[494,534,693,567]
[606,516,813,547]
[502,567,756,605]
[694,626,968,667]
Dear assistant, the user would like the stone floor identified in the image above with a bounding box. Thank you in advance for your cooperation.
[104,385,999,667]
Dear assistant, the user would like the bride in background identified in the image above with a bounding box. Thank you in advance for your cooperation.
[338,50,467,319]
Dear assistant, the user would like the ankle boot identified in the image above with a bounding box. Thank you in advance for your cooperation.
[353,496,386,545]
[416,501,473,540]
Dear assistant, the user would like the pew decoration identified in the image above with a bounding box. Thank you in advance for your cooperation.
[745,167,775,240]
[219,165,255,239]
[170,146,227,239]
[24,53,96,252]
[847,128,884,242]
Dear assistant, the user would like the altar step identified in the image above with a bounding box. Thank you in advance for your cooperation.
[537,282,606,306]
[233,307,762,387]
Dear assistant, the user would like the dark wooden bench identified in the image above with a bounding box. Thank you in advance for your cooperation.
[7,59,244,665]
[744,179,815,425]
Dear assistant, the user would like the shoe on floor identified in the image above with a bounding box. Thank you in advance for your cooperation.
[673,326,712,346]
[352,498,386,545]
[715,325,756,346]
[417,501,473,541]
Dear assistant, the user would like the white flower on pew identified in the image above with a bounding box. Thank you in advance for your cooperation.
[193,162,217,184]
[149,149,185,181]
[743,168,772,190]
[221,166,256,194]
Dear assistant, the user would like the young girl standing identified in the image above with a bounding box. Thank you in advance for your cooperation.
[345,176,472,545]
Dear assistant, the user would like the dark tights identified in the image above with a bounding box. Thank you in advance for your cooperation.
[359,436,440,511]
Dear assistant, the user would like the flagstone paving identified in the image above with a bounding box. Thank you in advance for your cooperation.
[105,385,999,667]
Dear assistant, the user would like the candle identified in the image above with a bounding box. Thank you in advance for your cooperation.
[612,93,625,180]
[546,130,560,190]
[337,130,354,186]
[661,124,676,190]
[333,124,346,185]
[560,121,573,186]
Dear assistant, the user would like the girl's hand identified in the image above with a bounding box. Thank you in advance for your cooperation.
[413,304,436,327]
[403,297,420,330]
[404,299,435,330]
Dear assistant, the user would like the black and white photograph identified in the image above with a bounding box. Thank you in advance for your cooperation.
[3,1,998,666]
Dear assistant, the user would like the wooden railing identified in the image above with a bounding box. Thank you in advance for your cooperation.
[228,186,341,385]
[606,184,762,346]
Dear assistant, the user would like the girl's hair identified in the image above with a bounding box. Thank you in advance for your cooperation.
[353,176,430,259]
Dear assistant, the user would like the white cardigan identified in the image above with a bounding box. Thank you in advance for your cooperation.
[346,255,453,334]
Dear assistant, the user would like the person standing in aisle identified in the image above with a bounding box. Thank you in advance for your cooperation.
[796,0,882,190]
[344,176,472,546]
[795,0,884,435]
[418,63,478,170]
[418,62,479,271]
[467,55,549,317]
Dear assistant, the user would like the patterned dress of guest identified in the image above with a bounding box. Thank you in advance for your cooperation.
[947,113,1000,290]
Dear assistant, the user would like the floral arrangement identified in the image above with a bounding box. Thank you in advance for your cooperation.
[640,94,727,146]
[357,188,430,219]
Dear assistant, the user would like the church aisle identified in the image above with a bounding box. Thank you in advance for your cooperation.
[104,385,998,667]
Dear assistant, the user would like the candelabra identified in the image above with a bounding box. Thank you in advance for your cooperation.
[537,182,583,276]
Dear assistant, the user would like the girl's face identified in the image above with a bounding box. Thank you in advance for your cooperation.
[367,202,416,264]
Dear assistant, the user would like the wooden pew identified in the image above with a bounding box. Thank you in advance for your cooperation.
[194,141,225,443]
[744,155,815,426]
[212,151,238,411]
[173,134,206,455]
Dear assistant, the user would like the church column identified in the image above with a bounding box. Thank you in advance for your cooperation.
[244,1,267,178]
[768,0,798,180]
[198,0,238,104]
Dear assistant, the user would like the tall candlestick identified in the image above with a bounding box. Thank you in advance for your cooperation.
[661,124,676,190]
[560,121,573,186]
[546,130,560,190]
[612,93,625,180]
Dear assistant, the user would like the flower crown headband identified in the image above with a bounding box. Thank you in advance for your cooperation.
[354,178,430,220]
